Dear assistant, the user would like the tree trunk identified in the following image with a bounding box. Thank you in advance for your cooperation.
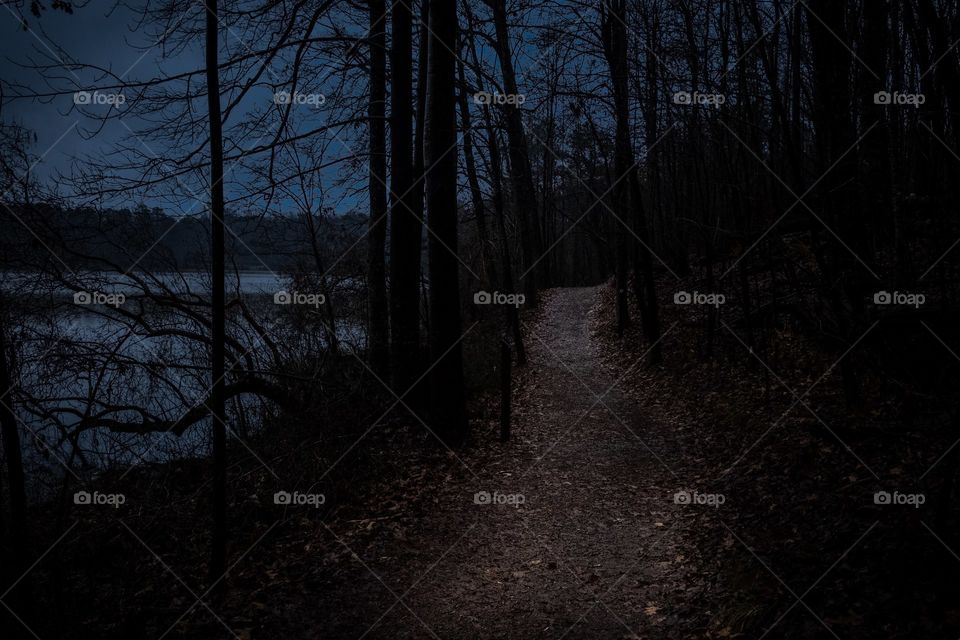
[457,52,495,286]
[425,0,467,444]
[486,0,540,304]
[0,312,31,638]
[367,0,389,377]
[860,0,891,256]
[463,0,526,365]
[808,0,862,404]
[602,0,661,356]
[603,0,631,336]
[203,0,228,591]
[389,0,421,393]
[413,0,429,222]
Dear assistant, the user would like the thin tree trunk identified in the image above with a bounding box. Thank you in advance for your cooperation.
[203,0,227,591]
[860,0,891,256]
[0,311,31,638]
[602,0,631,335]
[367,0,389,377]
[457,52,495,285]
[413,0,429,221]
[486,0,540,304]
[303,211,339,351]
[602,0,661,356]
[463,0,526,364]
[808,0,861,404]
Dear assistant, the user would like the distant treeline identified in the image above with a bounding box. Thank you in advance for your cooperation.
[0,204,368,273]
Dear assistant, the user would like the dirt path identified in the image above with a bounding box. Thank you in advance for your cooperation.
[307,287,705,639]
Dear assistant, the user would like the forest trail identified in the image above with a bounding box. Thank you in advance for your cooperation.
[311,287,703,639]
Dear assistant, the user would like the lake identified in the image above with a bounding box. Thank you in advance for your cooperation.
[3,270,364,499]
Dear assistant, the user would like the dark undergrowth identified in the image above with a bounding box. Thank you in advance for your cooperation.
[594,267,960,639]
[10,312,516,639]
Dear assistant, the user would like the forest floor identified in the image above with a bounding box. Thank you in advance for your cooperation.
[40,284,958,639]
[285,286,719,639]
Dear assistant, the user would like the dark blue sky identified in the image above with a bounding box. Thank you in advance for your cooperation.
[1,3,160,185]
[1,2,360,214]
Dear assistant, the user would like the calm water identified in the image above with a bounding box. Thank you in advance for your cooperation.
[4,271,362,499]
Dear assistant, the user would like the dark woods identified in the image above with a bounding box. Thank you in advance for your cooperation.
[2,0,960,638]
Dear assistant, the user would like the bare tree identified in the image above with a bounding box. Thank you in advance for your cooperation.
[389,0,422,393]
[425,0,467,444]
[483,0,541,303]
[367,0,389,376]
[202,0,228,589]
